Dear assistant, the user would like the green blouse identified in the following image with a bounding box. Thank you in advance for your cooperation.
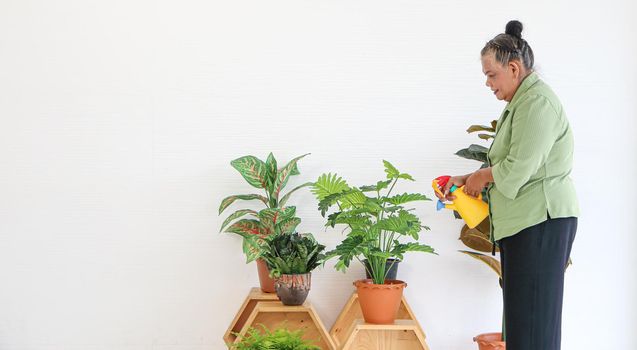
[487,72,580,241]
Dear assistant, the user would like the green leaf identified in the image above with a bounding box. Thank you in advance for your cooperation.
[398,173,415,181]
[359,180,392,192]
[312,173,350,201]
[375,210,422,238]
[272,153,310,200]
[383,160,400,179]
[390,242,436,258]
[218,194,268,214]
[279,182,314,207]
[459,250,502,278]
[230,155,268,189]
[220,209,258,232]
[384,192,431,205]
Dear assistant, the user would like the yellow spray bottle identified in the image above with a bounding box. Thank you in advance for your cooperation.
[432,175,489,229]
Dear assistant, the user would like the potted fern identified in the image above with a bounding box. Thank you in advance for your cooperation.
[312,160,436,324]
[261,232,326,305]
[230,324,320,350]
[219,153,312,292]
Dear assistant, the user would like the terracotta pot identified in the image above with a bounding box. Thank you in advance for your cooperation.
[474,332,505,350]
[354,279,406,324]
[256,259,276,293]
[275,273,311,306]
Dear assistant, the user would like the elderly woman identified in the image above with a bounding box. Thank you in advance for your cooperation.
[439,21,580,350]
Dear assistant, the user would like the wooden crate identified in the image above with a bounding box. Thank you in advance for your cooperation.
[223,288,279,345]
[340,319,429,350]
[224,288,335,350]
[330,292,425,348]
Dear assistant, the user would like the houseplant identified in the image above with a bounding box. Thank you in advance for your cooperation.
[230,324,320,350]
[219,153,312,292]
[261,232,326,305]
[312,160,436,324]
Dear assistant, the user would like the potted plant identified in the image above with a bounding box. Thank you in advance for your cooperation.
[261,232,326,305]
[312,160,436,324]
[230,324,320,350]
[219,153,312,292]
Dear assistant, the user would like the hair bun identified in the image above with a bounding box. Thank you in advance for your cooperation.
[505,20,523,39]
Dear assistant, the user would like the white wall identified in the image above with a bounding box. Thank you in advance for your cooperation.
[1,1,635,349]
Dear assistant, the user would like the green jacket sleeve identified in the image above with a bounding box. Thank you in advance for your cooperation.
[491,95,559,200]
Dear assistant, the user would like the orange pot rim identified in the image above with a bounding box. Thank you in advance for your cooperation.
[473,332,505,344]
[353,279,407,289]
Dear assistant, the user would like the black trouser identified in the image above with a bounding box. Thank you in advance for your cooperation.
[498,216,577,350]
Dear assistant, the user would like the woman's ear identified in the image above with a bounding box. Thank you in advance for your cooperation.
[509,60,523,80]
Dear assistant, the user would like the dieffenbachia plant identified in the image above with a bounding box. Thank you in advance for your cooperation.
[312,160,436,285]
[219,153,312,262]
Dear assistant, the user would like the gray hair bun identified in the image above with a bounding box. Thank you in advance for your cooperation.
[505,20,523,39]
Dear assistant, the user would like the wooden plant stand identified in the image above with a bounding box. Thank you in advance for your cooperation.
[224,288,335,350]
[330,292,429,350]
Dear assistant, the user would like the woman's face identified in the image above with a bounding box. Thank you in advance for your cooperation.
[481,52,524,102]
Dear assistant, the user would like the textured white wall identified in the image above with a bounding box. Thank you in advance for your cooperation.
[1,1,635,349]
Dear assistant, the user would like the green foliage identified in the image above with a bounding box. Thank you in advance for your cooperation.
[219,153,311,262]
[261,232,326,277]
[312,160,436,284]
[230,324,320,350]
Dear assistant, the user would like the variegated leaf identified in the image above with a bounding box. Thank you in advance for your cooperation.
[218,194,268,214]
[258,207,297,232]
[273,153,310,199]
[278,217,301,235]
[230,155,268,189]
[220,209,258,232]
[265,152,277,195]
[225,219,263,237]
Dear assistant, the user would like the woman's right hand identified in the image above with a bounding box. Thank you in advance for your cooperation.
[435,175,468,202]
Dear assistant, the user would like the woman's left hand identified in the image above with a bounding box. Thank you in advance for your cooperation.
[464,168,491,198]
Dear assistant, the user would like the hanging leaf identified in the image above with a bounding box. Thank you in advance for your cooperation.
[220,209,258,232]
[467,124,496,133]
[279,182,314,207]
[478,133,494,140]
[230,155,268,189]
[459,250,502,278]
[459,224,495,252]
[218,194,268,214]
[455,144,489,163]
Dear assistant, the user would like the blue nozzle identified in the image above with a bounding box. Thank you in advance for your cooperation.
[436,200,445,211]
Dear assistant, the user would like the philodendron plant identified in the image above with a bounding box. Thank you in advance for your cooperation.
[219,153,313,262]
[311,160,436,285]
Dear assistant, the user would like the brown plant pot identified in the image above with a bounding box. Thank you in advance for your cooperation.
[275,272,311,306]
[256,259,276,293]
[473,332,505,350]
[354,279,406,324]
